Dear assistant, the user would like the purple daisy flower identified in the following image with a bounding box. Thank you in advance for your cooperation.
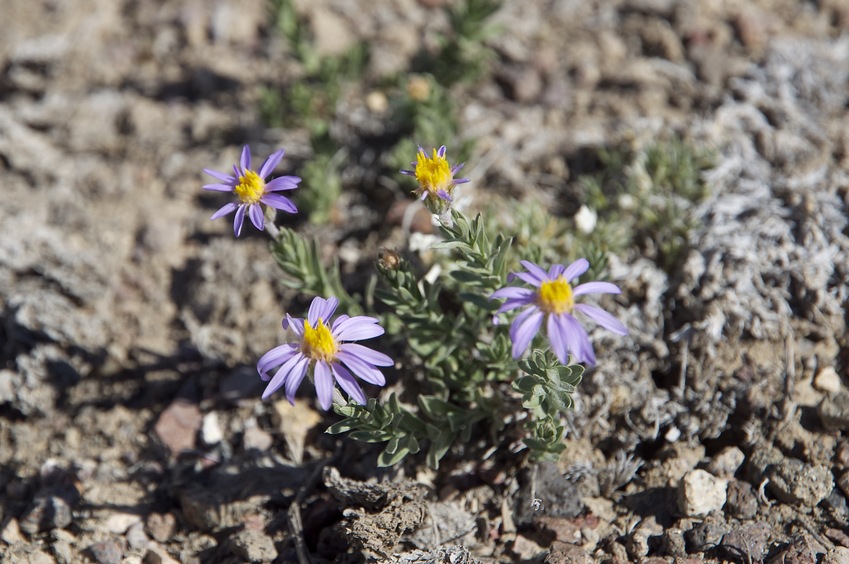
[257,297,393,410]
[202,145,300,237]
[491,259,628,366]
[400,145,470,212]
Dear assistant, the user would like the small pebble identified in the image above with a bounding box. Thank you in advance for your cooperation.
[818,392,849,431]
[725,480,758,520]
[365,90,388,114]
[1,518,25,545]
[678,469,728,517]
[88,540,123,564]
[105,511,141,534]
[201,411,223,445]
[154,400,202,456]
[825,527,849,548]
[835,441,849,466]
[660,528,686,557]
[126,522,150,551]
[707,446,745,478]
[814,367,842,394]
[146,512,177,543]
[242,426,273,452]
[685,517,729,552]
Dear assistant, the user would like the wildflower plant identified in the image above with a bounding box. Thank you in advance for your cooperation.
[201,142,629,467]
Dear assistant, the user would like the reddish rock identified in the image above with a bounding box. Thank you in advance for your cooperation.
[154,400,202,456]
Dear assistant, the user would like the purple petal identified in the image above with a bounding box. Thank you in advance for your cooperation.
[283,356,311,404]
[339,343,393,366]
[233,204,247,237]
[202,183,235,192]
[248,203,264,231]
[265,176,300,191]
[510,307,544,359]
[548,264,566,278]
[240,145,252,173]
[563,258,590,282]
[333,317,384,341]
[546,314,570,365]
[283,314,305,336]
[308,296,339,326]
[259,149,285,179]
[336,350,386,386]
[262,352,307,400]
[437,145,446,157]
[203,168,235,183]
[491,287,535,300]
[211,202,238,220]
[520,261,551,284]
[400,169,415,176]
[512,271,545,287]
[257,344,299,378]
[560,314,595,365]
[331,314,350,331]
[451,162,465,174]
[453,177,471,184]
[496,298,535,315]
[260,193,297,214]
[314,361,334,410]
[574,304,628,335]
[573,281,622,296]
[436,189,452,201]
[331,363,367,405]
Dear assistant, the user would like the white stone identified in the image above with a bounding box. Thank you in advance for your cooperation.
[201,411,223,445]
[574,205,598,234]
[813,367,842,394]
[677,469,728,517]
[105,511,142,534]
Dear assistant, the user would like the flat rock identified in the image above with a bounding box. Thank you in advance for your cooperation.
[825,547,849,563]
[720,521,770,562]
[818,392,849,431]
[546,541,593,564]
[767,458,833,506]
[226,528,278,562]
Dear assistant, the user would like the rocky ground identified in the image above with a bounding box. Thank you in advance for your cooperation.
[1,0,849,562]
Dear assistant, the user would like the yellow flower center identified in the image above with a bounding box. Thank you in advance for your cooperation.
[234,170,265,205]
[414,149,452,196]
[537,277,574,315]
[301,319,338,362]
